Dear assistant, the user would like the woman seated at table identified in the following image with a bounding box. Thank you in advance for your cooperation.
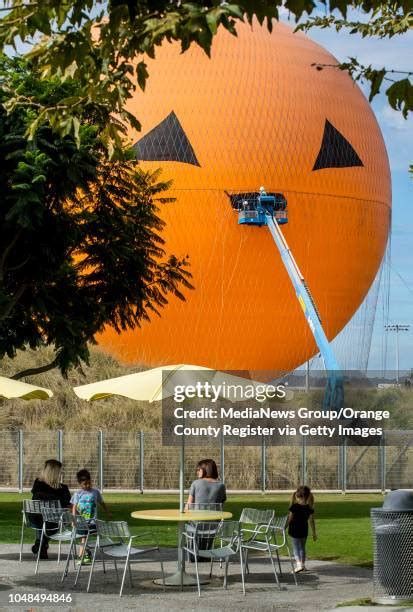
[30,459,71,559]
[185,459,226,561]
[186,458,226,509]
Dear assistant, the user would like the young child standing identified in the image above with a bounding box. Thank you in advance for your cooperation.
[71,468,111,564]
[288,485,316,573]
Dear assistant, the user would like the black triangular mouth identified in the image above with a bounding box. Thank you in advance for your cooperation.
[133,111,200,166]
[313,119,363,171]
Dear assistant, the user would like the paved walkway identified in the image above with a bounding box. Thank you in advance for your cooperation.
[0,545,401,611]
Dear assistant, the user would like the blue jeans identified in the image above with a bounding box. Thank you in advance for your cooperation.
[291,537,307,564]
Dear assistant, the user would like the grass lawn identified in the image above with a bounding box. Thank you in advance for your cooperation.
[0,493,382,567]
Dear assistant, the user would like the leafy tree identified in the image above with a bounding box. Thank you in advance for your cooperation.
[0,1,411,156]
[298,2,413,119]
[0,57,192,377]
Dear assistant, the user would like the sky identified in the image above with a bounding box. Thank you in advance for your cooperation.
[294,13,413,374]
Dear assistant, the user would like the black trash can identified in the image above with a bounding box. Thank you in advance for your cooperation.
[371,489,413,605]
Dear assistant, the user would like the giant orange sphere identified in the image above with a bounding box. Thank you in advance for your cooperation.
[98,22,391,375]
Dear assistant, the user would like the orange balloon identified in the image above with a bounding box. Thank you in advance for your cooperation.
[98,22,391,376]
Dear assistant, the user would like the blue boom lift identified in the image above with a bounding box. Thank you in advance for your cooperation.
[236,188,344,412]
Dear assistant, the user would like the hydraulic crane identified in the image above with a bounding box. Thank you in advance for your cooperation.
[235,188,344,412]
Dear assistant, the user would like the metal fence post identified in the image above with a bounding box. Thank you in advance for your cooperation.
[341,439,347,493]
[301,436,307,484]
[57,429,63,463]
[18,430,23,493]
[220,429,225,484]
[98,430,104,492]
[139,431,144,494]
[261,437,266,494]
[380,432,386,494]
[337,442,341,490]
[337,443,343,489]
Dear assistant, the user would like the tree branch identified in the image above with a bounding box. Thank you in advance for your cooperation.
[0,284,27,320]
[0,4,39,11]
[7,256,30,273]
[0,230,22,280]
[11,357,59,380]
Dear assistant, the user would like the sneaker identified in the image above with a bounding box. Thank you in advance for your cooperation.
[293,563,303,573]
[76,556,91,566]
[82,555,92,565]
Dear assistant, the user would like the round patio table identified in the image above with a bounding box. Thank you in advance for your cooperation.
[131,508,232,586]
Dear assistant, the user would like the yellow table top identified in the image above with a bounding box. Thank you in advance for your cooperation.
[131,509,233,522]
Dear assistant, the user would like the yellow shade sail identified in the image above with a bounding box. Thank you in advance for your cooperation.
[73,364,210,402]
[0,376,53,400]
[73,364,292,403]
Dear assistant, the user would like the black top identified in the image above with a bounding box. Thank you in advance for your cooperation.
[31,478,71,507]
[288,503,314,538]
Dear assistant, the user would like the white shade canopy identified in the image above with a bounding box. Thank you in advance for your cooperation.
[73,364,210,402]
[0,375,53,400]
[73,364,292,403]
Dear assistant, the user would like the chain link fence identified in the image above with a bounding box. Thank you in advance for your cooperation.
[0,430,412,493]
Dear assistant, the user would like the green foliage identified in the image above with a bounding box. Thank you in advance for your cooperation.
[312,56,413,116]
[386,77,413,117]
[0,1,316,154]
[0,2,411,154]
[299,2,413,121]
[0,57,192,375]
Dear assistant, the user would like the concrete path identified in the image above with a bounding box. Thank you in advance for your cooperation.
[0,544,398,611]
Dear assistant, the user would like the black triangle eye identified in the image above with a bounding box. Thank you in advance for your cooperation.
[313,119,363,171]
[133,111,200,166]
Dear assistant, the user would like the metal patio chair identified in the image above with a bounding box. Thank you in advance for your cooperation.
[20,499,62,562]
[87,519,165,597]
[239,507,275,557]
[61,514,103,585]
[270,515,297,582]
[186,502,223,511]
[181,520,245,596]
[239,507,275,541]
[35,508,73,575]
[185,502,223,564]
[239,508,275,582]
[240,513,297,590]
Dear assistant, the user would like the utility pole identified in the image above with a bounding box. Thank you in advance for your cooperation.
[385,324,410,384]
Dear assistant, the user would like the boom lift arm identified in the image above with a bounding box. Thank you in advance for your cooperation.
[236,188,344,412]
